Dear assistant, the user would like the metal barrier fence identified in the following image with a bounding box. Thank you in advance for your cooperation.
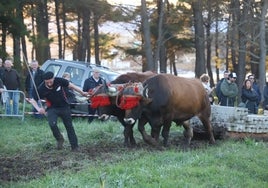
[0,90,26,121]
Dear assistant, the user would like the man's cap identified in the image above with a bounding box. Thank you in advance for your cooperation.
[43,71,54,80]
[228,72,237,78]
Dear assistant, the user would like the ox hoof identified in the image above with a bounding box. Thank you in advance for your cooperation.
[209,138,216,145]
[124,118,135,125]
[98,114,110,121]
[124,141,137,148]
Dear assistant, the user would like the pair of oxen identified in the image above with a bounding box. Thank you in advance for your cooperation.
[90,71,215,148]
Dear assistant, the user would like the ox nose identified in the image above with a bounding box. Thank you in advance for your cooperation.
[124,118,135,125]
[98,114,110,121]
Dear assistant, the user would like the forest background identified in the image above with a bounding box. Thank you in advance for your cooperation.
[0,0,267,103]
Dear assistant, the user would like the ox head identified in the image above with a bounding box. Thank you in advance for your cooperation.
[120,83,152,124]
[93,83,125,121]
[89,84,110,110]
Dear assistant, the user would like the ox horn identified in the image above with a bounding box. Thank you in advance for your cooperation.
[102,79,108,92]
[142,84,149,98]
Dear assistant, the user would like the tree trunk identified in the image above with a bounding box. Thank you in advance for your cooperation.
[170,50,177,75]
[94,13,100,65]
[259,0,268,101]
[13,36,21,69]
[81,9,90,61]
[205,0,214,87]
[141,0,154,72]
[76,13,82,60]
[155,0,166,73]
[1,25,7,57]
[55,0,63,59]
[14,1,23,71]
[35,0,50,64]
[19,3,27,62]
[30,3,35,60]
[62,0,66,58]
[215,2,220,82]
[237,0,251,103]
[192,0,206,78]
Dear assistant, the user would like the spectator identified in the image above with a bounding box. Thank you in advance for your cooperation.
[263,78,268,110]
[0,78,4,100]
[83,68,104,123]
[0,58,4,80]
[215,70,229,104]
[0,58,4,103]
[0,78,4,111]
[25,60,44,118]
[0,78,3,92]
[241,79,259,114]
[25,60,44,98]
[200,73,214,104]
[220,72,238,107]
[247,74,261,106]
[62,72,77,108]
[2,59,20,115]
[29,71,89,151]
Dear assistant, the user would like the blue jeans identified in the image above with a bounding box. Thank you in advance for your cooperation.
[5,90,20,115]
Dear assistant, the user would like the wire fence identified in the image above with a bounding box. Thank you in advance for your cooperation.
[0,90,26,121]
[0,90,100,121]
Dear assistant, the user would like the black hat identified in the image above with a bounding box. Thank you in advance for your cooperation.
[228,72,237,78]
[43,71,54,80]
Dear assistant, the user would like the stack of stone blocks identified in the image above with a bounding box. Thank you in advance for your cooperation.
[190,105,268,134]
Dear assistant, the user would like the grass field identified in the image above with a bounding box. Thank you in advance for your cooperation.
[0,115,268,188]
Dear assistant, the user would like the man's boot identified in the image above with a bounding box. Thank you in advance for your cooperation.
[57,137,64,150]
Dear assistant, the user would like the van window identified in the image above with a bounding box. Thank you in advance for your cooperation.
[44,64,61,76]
[65,66,85,87]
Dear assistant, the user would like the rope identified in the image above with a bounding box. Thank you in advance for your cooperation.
[22,53,43,108]
[24,111,99,117]
[25,98,90,105]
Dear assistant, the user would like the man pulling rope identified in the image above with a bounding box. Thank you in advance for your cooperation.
[27,71,89,152]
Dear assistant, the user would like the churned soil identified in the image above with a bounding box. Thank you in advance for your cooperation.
[0,134,211,184]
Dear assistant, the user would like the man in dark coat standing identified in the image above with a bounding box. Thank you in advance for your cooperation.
[25,60,44,98]
[25,60,44,118]
[2,59,21,115]
[83,68,103,123]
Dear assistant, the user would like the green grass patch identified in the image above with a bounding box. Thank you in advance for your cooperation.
[0,117,268,188]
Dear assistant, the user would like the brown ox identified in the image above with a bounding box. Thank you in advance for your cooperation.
[90,71,155,147]
[122,74,215,147]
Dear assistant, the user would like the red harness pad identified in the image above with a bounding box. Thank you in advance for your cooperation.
[119,95,141,110]
[91,94,111,108]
